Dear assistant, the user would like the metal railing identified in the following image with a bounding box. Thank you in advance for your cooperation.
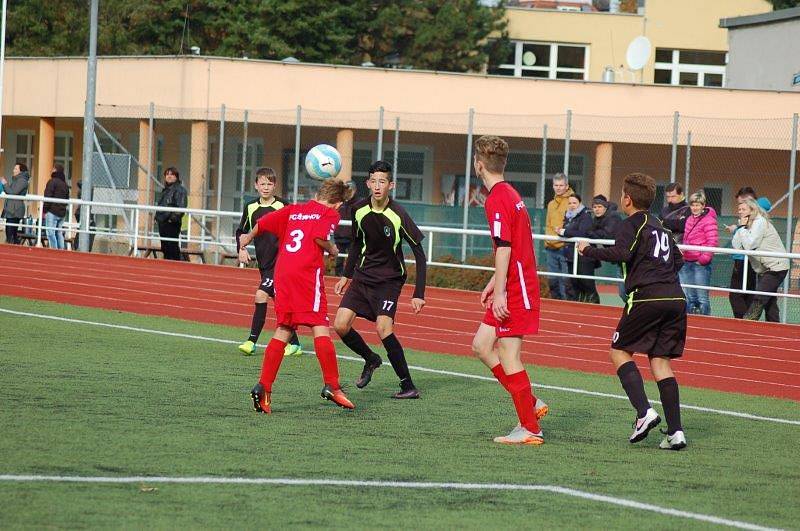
[3,193,798,307]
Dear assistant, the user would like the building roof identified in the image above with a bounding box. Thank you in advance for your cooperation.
[720,6,800,29]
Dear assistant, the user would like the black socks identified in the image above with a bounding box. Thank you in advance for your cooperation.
[341,329,378,362]
[248,302,267,343]
[382,333,414,390]
[616,361,650,418]
[657,377,682,435]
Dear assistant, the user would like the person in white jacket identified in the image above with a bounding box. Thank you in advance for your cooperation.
[731,197,790,322]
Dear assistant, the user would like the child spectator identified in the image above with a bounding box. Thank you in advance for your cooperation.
[681,191,718,315]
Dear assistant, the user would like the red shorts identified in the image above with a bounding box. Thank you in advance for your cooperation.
[276,309,330,329]
[482,306,539,337]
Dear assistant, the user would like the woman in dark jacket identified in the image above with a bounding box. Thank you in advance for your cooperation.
[586,195,624,301]
[557,194,600,303]
[44,164,70,249]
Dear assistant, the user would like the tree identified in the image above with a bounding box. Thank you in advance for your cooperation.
[770,0,800,8]
[5,0,506,74]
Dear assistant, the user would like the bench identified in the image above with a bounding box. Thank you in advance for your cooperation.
[131,244,205,263]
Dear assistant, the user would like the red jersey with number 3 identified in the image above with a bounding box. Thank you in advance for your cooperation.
[484,181,540,313]
[257,200,339,314]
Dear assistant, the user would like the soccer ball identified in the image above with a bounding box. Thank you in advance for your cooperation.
[305,144,342,181]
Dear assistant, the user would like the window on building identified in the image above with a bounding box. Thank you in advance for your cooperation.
[489,41,588,80]
[654,48,726,87]
[381,149,425,202]
[503,151,586,206]
[15,131,35,172]
[55,133,74,185]
[235,141,265,193]
[156,136,164,179]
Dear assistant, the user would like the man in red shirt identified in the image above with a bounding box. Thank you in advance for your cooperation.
[238,178,355,413]
[471,135,548,445]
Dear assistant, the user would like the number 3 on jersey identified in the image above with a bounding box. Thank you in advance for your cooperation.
[651,230,671,262]
[286,229,304,253]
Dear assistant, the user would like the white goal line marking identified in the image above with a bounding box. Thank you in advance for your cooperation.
[1,306,798,427]
[0,474,778,531]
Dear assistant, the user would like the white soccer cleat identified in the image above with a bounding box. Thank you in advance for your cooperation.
[629,407,661,443]
[659,430,687,450]
[493,425,544,445]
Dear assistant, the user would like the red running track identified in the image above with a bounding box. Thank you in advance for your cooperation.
[1,244,799,401]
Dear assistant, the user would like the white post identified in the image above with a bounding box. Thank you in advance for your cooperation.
[563,110,572,176]
[0,0,8,156]
[79,0,99,252]
[392,117,399,200]
[670,111,680,183]
[239,109,249,208]
[377,106,384,159]
[460,108,475,262]
[293,105,301,203]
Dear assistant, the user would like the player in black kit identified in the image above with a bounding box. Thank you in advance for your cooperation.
[579,173,688,450]
[236,167,301,357]
[333,161,427,399]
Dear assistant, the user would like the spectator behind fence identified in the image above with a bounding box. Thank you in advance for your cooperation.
[544,173,574,299]
[587,194,624,301]
[333,181,358,276]
[1,163,30,244]
[557,194,599,303]
[724,187,760,318]
[155,167,188,261]
[660,182,690,243]
[732,197,790,322]
[680,191,718,315]
[43,164,69,250]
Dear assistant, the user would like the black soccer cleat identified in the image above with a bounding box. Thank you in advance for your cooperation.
[391,387,420,399]
[251,383,271,414]
[355,357,383,389]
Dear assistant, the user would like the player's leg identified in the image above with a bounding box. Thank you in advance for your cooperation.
[334,306,382,387]
[376,316,418,399]
[312,325,354,409]
[251,325,294,414]
[239,288,270,356]
[611,349,660,442]
[493,335,543,445]
[472,321,547,419]
[650,357,686,450]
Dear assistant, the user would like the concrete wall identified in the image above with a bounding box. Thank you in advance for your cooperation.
[726,18,800,92]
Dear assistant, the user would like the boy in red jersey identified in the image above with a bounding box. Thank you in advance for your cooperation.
[238,178,356,413]
[470,135,548,445]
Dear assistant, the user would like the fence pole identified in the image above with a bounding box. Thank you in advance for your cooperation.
[539,123,548,210]
[215,104,226,260]
[563,110,572,176]
[377,106,385,159]
[239,109,249,208]
[133,208,139,255]
[146,102,154,246]
[293,105,301,203]
[392,116,399,200]
[781,112,798,323]
[79,0,99,252]
[36,201,43,246]
[670,111,679,183]
[684,130,692,195]
[461,108,475,262]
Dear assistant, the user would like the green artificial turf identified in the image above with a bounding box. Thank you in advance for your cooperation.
[1,296,798,529]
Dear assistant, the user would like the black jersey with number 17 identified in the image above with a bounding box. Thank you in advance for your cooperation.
[582,210,685,302]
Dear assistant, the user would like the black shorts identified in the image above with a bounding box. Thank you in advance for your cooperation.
[257,268,275,298]
[339,278,403,322]
[612,299,686,358]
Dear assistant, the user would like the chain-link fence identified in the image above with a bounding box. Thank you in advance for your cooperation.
[78,104,799,321]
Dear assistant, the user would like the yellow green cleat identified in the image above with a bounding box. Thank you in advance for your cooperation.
[283,343,303,357]
[238,340,256,356]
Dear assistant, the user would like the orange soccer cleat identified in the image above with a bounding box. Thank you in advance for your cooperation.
[251,383,271,414]
[321,385,355,410]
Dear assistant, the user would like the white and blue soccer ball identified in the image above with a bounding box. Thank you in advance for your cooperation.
[304,144,342,181]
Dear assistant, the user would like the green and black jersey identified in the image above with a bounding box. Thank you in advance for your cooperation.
[582,210,685,306]
[343,197,427,299]
[235,196,287,272]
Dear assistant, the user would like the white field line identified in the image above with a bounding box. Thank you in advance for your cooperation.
[0,474,780,531]
[1,307,798,427]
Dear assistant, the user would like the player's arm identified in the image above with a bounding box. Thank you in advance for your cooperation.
[400,216,427,312]
[579,219,635,262]
[337,208,364,278]
[315,237,338,258]
[235,204,250,263]
[242,208,283,248]
[492,246,512,320]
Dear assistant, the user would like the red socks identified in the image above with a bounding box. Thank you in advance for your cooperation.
[314,336,340,389]
[505,369,540,434]
[491,363,539,402]
[260,338,287,392]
